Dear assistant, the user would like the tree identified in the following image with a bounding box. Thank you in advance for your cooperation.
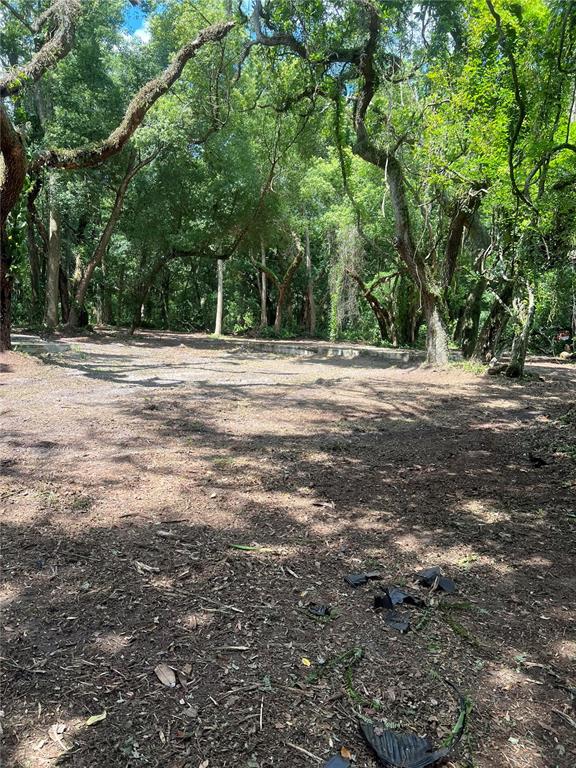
[0,0,234,349]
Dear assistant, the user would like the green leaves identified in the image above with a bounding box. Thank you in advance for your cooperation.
[85,711,107,726]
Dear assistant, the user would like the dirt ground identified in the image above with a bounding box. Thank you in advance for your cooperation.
[1,330,575,768]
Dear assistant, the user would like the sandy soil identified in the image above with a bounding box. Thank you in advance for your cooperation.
[1,330,575,768]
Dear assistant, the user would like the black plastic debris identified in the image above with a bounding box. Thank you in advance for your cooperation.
[376,587,424,610]
[528,452,548,468]
[361,680,468,768]
[344,571,381,587]
[307,603,332,617]
[416,567,456,594]
[383,610,410,633]
[323,756,350,768]
[361,723,449,768]
[374,592,394,611]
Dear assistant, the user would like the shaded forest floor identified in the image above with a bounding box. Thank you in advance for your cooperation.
[1,330,575,768]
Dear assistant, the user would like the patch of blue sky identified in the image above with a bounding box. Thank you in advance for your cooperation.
[123,5,147,34]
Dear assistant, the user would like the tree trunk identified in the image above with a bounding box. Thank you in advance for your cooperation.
[423,292,449,366]
[305,226,316,336]
[59,265,70,323]
[473,280,514,361]
[0,105,27,229]
[0,230,13,351]
[347,269,398,345]
[117,264,126,324]
[101,255,114,325]
[26,179,45,323]
[457,276,488,358]
[274,240,303,335]
[505,282,535,378]
[160,270,170,327]
[214,258,224,335]
[383,155,449,364]
[66,152,149,329]
[260,239,267,328]
[454,214,491,357]
[394,274,420,345]
[44,187,61,330]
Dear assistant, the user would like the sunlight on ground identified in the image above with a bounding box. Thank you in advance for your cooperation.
[12,717,83,768]
[92,632,134,654]
[0,583,20,609]
[461,498,511,524]
[488,664,531,690]
[553,639,576,660]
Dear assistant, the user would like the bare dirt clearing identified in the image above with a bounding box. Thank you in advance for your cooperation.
[1,331,575,768]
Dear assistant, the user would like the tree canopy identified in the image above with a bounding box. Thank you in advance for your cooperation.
[1,0,575,370]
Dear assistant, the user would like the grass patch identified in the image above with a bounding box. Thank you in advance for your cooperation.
[452,360,487,375]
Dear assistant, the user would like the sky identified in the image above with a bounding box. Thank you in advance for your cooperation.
[123,5,147,35]
[123,4,151,44]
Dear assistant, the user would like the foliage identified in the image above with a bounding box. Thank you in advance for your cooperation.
[2,0,574,357]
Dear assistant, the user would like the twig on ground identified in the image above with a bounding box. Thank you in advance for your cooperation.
[285,741,323,763]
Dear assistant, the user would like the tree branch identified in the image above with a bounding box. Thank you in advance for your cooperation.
[250,0,308,58]
[0,0,35,33]
[67,149,158,325]
[0,0,81,98]
[30,21,235,173]
[524,142,576,195]
[444,184,485,286]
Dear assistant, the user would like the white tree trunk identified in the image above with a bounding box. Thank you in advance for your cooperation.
[260,239,267,328]
[506,282,535,378]
[44,178,61,330]
[215,258,224,335]
[305,225,316,336]
[423,293,449,367]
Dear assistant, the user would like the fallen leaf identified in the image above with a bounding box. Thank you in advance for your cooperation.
[301,657,311,667]
[154,662,177,687]
[340,746,352,759]
[85,711,107,726]
[135,560,160,574]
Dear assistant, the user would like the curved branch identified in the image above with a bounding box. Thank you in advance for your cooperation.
[524,142,576,194]
[30,21,235,173]
[250,0,308,58]
[0,0,81,98]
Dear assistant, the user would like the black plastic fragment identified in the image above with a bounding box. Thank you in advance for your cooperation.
[374,592,394,611]
[361,680,468,768]
[528,452,548,468]
[374,587,425,613]
[361,723,449,768]
[307,603,332,617]
[323,756,350,768]
[383,610,410,633]
[376,587,425,609]
[344,571,381,587]
[416,567,456,594]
